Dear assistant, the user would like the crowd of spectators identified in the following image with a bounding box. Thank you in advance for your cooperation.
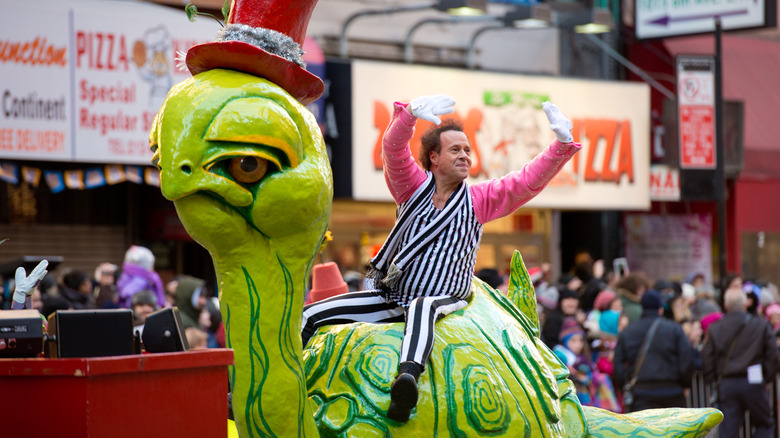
[2,245,225,352]
[527,252,780,429]
[6,245,780,433]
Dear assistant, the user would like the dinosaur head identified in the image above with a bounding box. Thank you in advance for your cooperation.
[150,68,332,256]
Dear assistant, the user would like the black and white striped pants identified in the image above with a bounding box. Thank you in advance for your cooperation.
[301,291,467,368]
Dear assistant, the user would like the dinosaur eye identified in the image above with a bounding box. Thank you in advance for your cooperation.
[229,156,268,184]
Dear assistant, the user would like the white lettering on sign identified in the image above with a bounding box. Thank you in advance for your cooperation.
[649,164,680,201]
[636,0,767,39]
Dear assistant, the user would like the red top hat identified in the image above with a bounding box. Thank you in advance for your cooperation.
[186,0,324,106]
[306,262,349,304]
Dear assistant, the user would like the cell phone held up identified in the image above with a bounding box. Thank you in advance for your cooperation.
[613,257,628,279]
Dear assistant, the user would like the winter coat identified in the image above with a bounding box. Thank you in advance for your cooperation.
[702,310,779,384]
[116,262,165,309]
[613,311,698,390]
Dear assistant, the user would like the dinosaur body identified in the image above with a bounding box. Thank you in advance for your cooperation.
[152,69,721,437]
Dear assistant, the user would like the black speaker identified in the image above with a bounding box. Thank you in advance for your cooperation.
[0,310,44,358]
[142,307,189,353]
[47,309,134,358]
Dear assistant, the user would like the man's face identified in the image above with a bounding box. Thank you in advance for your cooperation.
[133,303,155,324]
[430,131,471,183]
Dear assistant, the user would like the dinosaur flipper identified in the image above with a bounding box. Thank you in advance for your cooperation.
[505,250,540,335]
[582,405,723,438]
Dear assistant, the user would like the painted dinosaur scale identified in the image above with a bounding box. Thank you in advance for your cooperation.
[151,69,722,437]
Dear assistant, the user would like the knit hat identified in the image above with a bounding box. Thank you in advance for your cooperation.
[700,312,723,333]
[765,303,780,319]
[559,317,585,344]
[558,288,579,302]
[536,284,559,311]
[306,262,348,304]
[131,289,158,308]
[593,290,616,311]
[599,310,620,336]
[640,289,663,310]
[124,245,155,271]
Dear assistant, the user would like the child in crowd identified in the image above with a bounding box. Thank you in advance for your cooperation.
[554,317,594,405]
[555,317,621,412]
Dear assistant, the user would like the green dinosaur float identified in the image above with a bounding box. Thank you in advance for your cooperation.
[151,68,722,437]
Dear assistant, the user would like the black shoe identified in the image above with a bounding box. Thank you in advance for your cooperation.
[387,373,418,423]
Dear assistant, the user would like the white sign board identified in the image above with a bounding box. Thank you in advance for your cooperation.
[677,56,716,169]
[350,60,651,211]
[636,0,771,39]
[0,0,215,164]
[649,164,680,201]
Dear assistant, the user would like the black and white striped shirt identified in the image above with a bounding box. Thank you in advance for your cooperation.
[380,177,483,307]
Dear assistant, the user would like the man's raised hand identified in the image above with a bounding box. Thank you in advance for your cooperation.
[542,101,574,144]
[409,94,455,125]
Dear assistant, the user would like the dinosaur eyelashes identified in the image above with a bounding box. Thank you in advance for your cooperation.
[229,156,268,184]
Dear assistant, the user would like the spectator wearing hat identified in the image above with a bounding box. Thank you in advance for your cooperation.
[583,290,621,340]
[613,289,699,412]
[554,317,594,405]
[554,317,621,412]
[174,276,209,330]
[700,312,723,336]
[541,287,583,349]
[765,303,780,333]
[131,289,159,336]
[116,245,165,309]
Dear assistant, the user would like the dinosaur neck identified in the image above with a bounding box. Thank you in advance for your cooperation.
[213,240,318,437]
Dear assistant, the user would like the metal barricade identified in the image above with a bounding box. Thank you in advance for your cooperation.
[686,370,779,438]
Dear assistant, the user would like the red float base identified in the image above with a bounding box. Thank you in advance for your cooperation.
[0,349,233,438]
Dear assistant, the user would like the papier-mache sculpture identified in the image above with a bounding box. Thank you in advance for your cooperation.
[149,0,722,436]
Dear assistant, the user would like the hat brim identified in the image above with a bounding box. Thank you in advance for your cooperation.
[186,40,325,106]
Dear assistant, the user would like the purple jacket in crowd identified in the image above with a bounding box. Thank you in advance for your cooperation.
[116,262,165,308]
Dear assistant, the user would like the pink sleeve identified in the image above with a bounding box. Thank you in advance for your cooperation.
[471,139,581,223]
[382,102,428,205]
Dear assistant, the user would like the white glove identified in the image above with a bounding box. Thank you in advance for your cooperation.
[12,260,48,305]
[409,94,456,125]
[543,101,573,144]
